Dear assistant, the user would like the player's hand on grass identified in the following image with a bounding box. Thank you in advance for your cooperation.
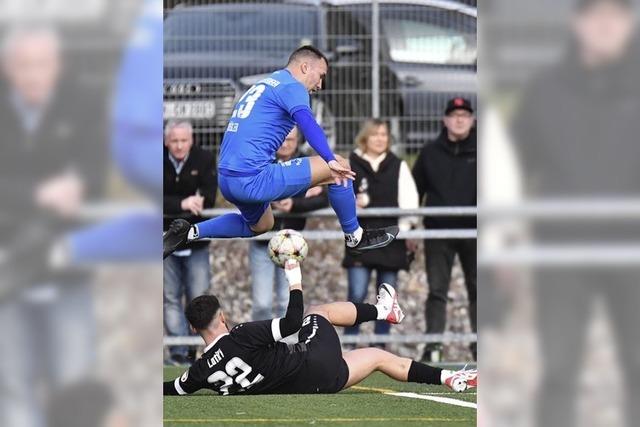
[328,156,355,187]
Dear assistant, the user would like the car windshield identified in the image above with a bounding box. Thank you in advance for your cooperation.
[164,7,319,54]
[382,16,476,65]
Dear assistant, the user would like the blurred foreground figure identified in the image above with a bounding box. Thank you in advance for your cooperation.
[47,380,127,427]
[0,26,107,426]
[511,0,640,425]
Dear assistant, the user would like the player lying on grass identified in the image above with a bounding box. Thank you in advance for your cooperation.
[163,259,477,396]
[163,45,398,260]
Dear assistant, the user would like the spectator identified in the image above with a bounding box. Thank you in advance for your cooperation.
[511,1,640,425]
[412,97,477,362]
[249,126,328,321]
[342,119,419,344]
[163,120,216,365]
[0,26,108,427]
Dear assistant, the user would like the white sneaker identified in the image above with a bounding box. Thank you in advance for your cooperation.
[376,283,405,324]
[442,366,478,392]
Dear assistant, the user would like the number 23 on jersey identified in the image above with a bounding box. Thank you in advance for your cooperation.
[227,84,266,133]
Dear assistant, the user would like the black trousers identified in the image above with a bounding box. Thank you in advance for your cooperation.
[424,238,477,336]
[535,269,640,427]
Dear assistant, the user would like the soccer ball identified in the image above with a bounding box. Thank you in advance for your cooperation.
[268,229,308,267]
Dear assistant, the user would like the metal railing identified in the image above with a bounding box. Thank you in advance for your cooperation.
[198,206,477,218]
[163,205,477,348]
[162,1,478,155]
[164,333,477,347]
[202,229,476,240]
[167,206,478,240]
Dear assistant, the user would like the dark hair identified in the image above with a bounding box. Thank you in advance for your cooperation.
[185,295,220,330]
[287,45,329,67]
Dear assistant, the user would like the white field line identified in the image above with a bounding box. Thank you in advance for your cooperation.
[386,392,478,409]
[351,385,477,410]
[423,392,477,396]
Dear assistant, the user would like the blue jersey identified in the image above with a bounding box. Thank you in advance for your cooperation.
[218,69,310,175]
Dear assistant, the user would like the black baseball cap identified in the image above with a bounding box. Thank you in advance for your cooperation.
[445,97,474,115]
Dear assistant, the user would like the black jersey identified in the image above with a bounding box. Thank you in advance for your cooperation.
[171,319,308,395]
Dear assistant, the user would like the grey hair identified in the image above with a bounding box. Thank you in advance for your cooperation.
[164,120,193,138]
[1,25,61,60]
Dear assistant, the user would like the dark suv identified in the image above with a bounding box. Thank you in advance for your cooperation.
[163,0,476,154]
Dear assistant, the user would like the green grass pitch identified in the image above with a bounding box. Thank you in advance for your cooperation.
[164,367,477,426]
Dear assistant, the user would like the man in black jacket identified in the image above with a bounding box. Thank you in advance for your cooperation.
[511,1,640,425]
[163,120,217,365]
[0,26,110,427]
[412,98,477,362]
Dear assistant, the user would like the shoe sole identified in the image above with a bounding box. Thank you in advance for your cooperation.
[350,231,397,255]
[163,233,189,259]
[164,220,192,259]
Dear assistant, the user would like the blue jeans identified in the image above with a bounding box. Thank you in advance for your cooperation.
[163,245,211,357]
[345,267,398,335]
[249,241,289,321]
[0,283,95,427]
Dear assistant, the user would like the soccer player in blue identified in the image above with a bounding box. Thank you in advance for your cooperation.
[163,46,398,258]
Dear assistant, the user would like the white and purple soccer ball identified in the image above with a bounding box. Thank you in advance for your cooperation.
[268,229,308,267]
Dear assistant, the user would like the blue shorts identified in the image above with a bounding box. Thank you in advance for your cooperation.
[219,157,312,225]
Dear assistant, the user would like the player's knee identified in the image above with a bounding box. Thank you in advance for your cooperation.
[250,223,270,234]
[309,157,332,185]
[250,217,274,234]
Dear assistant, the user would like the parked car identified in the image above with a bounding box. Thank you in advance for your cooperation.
[163,0,476,155]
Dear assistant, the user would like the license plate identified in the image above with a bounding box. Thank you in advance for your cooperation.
[164,101,216,119]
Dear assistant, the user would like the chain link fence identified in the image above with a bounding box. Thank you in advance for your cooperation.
[163,0,476,157]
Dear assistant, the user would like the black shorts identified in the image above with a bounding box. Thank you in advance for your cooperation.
[278,314,350,394]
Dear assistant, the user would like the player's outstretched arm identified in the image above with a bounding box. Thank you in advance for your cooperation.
[292,108,335,163]
[292,108,355,185]
[284,258,302,291]
[275,259,304,339]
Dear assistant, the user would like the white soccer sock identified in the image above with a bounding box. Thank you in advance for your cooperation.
[345,227,363,248]
[374,304,387,320]
[187,225,199,241]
